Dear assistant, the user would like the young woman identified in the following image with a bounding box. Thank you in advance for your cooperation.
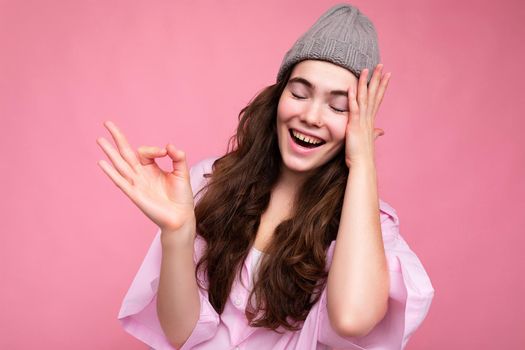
[97,4,434,350]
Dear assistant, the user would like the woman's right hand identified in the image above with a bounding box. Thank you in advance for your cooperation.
[96,120,196,234]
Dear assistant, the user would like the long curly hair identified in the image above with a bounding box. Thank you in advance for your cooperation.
[194,64,350,331]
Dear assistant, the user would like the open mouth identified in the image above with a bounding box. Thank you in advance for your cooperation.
[289,129,326,148]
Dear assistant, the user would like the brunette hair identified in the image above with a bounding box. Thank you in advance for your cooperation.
[194,64,349,331]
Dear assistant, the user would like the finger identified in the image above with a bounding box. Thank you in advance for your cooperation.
[166,144,190,180]
[137,146,167,166]
[371,72,391,118]
[348,88,360,122]
[367,64,384,107]
[357,69,369,114]
[96,136,136,183]
[97,159,134,195]
[104,121,141,171]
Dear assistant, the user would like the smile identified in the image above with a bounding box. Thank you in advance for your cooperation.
[289,129,326,148]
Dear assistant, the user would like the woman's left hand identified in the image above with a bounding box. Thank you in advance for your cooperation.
[345,63,391,168]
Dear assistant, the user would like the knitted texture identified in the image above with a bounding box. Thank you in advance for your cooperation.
[276,3,380,84]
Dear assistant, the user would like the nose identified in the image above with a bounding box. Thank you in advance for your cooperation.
[300,100,323,127]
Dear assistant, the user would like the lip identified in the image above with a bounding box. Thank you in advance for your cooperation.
[288,129,323,155]
[290,128,326,143]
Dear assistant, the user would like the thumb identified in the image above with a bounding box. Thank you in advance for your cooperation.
[166,144,190,179]
[374,128,385,140]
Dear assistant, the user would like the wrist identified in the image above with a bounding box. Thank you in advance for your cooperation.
[161,221,196,249]
[349,157,376,170]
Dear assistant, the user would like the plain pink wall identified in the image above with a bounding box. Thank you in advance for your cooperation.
[1,0,524,348]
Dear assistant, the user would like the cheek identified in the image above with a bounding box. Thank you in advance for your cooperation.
[277,97,301,122]
[327,118,348,144]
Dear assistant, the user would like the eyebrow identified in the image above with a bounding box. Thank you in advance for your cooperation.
[288,76,349,97]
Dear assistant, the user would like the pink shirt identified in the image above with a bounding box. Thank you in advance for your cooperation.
[118,156,435,350]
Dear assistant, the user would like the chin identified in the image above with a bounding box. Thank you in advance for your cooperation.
[282,155,320,174]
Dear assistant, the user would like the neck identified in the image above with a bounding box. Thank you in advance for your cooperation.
[266,165,302,221]
[275,162,310,196]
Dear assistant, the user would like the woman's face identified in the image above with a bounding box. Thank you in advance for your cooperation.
[276,59,358,176]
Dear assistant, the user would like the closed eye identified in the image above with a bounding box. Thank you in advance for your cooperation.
[331,106,347,113]
[291,92,306,99]
[291,91,347,113]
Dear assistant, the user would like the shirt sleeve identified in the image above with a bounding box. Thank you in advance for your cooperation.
[117,156,221,350]
[317,199,435,350]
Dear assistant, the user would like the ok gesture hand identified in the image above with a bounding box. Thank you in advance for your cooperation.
[96,121,196,235]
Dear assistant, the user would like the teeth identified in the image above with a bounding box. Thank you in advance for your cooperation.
[291,129,323,145]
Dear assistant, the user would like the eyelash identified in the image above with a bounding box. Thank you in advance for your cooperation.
[291,92,347,114]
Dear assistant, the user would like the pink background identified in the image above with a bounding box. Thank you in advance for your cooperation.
[1,0,524,349]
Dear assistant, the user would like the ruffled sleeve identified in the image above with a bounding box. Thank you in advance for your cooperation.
[117,156,221,350]
[317,199,435,350]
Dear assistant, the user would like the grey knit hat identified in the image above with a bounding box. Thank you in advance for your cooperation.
[276,3,380,84]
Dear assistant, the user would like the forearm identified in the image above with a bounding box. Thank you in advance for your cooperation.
[327,160,389,337]
[157,226,200,349]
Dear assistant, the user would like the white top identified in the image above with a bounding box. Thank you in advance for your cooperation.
[247,248,264,304]
[250,247,264,274]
